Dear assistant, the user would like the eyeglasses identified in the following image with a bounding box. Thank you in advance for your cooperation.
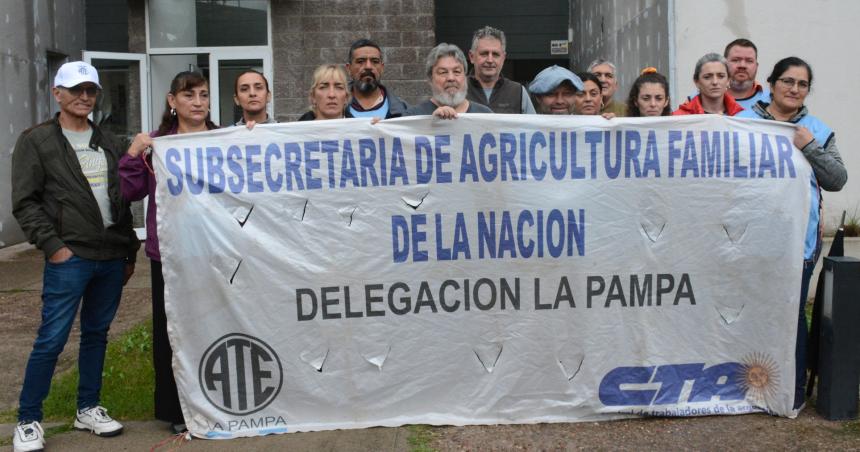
[776,77,810,90]
[65,85,101,97]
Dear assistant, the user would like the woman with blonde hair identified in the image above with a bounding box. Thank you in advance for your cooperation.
[299,65,353,120]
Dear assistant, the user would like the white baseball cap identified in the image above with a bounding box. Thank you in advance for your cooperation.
[54,61,101,89]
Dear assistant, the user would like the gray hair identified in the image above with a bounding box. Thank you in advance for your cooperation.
[471,26,506,52]
[693,53,728,80]
[425,43,468,78]
[587,58,616,72]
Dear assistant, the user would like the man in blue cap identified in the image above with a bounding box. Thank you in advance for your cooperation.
[527,65,584,115]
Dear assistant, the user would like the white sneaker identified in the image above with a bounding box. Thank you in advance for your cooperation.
[13,420,45,452]
[73,406,124,437]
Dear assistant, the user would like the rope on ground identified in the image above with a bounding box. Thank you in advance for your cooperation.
[149,431,192,451]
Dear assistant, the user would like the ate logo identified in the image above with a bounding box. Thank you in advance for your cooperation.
[199,333,283,415]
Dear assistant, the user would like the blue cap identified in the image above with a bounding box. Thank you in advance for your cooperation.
[528,65,583,94]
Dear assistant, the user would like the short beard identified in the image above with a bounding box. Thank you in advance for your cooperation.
[355,77,379,94]
[730,79,754,92]
[432,87,467,108]
[536,100,573,115]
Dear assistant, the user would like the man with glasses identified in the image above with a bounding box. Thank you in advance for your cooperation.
[724,38,770,109]
[11,61,137,452]
[589,58,626,116]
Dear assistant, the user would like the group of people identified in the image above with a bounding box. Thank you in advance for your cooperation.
[8,23,848,452]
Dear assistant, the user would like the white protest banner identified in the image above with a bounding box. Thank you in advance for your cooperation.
[153,114,810,439]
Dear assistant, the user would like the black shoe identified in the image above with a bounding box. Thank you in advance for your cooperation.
[171,423,187,435]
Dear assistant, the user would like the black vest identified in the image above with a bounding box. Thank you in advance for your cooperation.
[467,76,523,113]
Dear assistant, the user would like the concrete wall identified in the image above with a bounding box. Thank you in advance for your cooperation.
[271,0,435,121]
[570,0,670,103]
[0,0,86,248]
[671,0,860,232]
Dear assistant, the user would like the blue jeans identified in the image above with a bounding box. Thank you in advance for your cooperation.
[17,255,125,422]
[794,259,815,409]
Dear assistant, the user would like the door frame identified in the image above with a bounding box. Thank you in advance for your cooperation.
[82,51,151,241]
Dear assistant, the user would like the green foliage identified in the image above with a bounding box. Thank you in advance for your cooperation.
[844,216,860,237]
[407,425,438,452]
[842,205,860,237]
[842,420,860,436]
[38,320,155,421]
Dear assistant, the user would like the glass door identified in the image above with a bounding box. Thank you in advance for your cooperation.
[147,50,271,127]
[83,52,150,240]
[210,49,273,126]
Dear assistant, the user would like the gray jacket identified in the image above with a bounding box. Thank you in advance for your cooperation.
[746,102,847,191]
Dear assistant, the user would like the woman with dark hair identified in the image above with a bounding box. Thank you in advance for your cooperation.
[572,72,604,115]
[674,53,743,116]
[234,69,275,126]
[627,68,671,117]
[119,71,218,433]
[737,56,847,410]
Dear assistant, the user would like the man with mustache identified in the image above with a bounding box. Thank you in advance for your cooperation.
[404,43,493,119]
[346,38,409,119]
[724,38,770,109]
[466,26,536,114]
[527,65,584,115]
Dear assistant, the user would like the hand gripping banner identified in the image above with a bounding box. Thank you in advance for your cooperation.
[152,114,810,438]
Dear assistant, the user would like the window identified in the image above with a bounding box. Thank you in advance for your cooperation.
[148,0,268,48]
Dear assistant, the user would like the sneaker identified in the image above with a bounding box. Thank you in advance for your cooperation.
[73,406,124,437]
[13,420,45,452]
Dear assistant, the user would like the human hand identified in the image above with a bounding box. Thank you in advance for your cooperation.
[794,126,814,149]
[245,120,257,130]
[432,106,458,120]
[370,117,382,125]
[49,247,74,264]
[127,133,153,158]
[123,262,135,285]
[601,112,616,120]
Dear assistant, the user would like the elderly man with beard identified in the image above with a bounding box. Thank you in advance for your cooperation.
[404,43,493,119]
[346,39,409,119]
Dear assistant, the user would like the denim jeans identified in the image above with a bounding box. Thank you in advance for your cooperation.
[17,255,125,422]
[794,259,815,409]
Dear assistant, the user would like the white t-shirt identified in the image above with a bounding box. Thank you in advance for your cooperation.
[62,128,114,227]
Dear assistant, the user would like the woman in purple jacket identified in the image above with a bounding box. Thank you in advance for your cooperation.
[120,71,217,433]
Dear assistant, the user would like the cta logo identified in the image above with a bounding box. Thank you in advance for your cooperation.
[199,333,283,415]
[599,362,746,406]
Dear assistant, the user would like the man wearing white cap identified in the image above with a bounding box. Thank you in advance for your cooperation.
[527,65,585,115]
[11,61,137,452]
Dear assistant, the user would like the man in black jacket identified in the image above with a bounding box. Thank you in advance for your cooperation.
[346,38,410,119]
[11,61,138,452]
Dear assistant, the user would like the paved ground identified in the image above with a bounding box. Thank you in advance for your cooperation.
[0,421,408,451]
[1,242,858,451]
